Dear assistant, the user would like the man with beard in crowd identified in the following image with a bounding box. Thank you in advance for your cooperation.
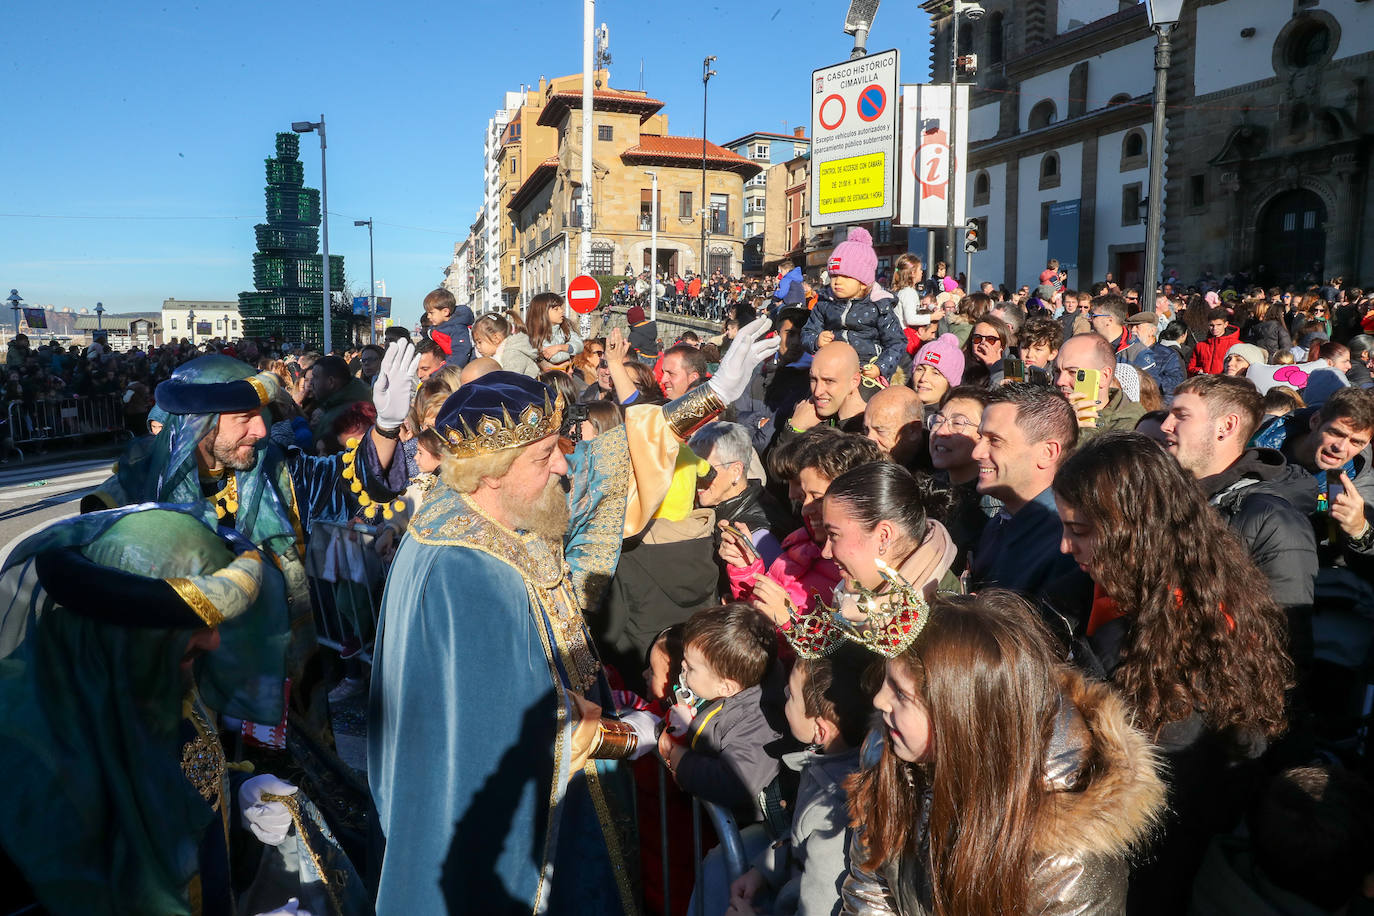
[369,320,779,914]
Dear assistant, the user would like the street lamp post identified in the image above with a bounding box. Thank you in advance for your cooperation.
[95,301,104,333]
[187,309,196,348]
[843,0,881,60]
[292,116,331,352]
[7,290,22,338]
[354,218,375,345]
[700,55,716,281]
[1142,0,1183,306]
[646,170,659,321]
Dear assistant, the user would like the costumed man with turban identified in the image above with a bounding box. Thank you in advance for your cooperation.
[0,508,370,915]
[83,343,420,740]
[367,318,779,913]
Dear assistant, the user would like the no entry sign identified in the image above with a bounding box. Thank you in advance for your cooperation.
[566,274,602,314]
[809,49,900,226]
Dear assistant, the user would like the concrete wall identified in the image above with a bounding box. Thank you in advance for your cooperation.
[1015,142,1083,288]
[1018,38,1155,131]
[966,161,1007,291]
[1092,125,1150,280]
[1194,0,1374,97]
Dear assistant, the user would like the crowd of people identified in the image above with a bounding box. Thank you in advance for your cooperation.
[4,223,1374,916]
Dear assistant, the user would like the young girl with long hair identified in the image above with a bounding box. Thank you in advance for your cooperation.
[840,591,1165,914]
[525,292,583,371]
[1052,432,1293,909]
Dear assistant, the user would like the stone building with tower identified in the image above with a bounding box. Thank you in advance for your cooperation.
[924,0,1373,291]
[505,77,757,309]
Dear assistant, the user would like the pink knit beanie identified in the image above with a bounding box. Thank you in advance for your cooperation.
[828,227,878,286]
[913,333,965,387]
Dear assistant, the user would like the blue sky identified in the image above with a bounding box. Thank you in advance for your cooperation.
[2,0,931,331]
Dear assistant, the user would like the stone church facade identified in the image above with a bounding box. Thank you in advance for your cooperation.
[924,0,1373,290]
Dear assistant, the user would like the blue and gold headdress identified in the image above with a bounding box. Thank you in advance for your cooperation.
[434,371,564,458]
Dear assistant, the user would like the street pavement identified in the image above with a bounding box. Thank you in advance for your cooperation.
[0,454,119,565]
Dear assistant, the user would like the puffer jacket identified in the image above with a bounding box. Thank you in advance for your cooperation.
[1241,319,1291,359]
[1200,447,1318,669]
[1188,325,1241,376]
[728,525,843,616]
[800,286,907,379]
[839,671,1166,915]
[1201,448,1317,613]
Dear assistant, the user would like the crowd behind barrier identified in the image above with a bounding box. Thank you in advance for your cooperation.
[11,254,1374,916]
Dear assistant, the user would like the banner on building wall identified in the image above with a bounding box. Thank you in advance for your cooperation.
[1046,200,1081,271]
[898,84,970,228]
[809,49,900,226]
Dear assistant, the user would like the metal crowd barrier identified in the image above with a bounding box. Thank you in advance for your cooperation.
[655,762,750,916]
[304,518,387,664]
[6,394,133,458]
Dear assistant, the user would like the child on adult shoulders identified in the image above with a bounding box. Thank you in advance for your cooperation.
[799,227,906,384]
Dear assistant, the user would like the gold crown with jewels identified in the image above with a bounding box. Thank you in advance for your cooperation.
[439,390,565,458]
[783,559,933,659]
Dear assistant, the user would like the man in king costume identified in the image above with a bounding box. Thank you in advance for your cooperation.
[83,343,419,735]
[0,507,370,915]
[367,319,779,913]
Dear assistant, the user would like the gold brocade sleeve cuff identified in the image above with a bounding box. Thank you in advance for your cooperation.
[662,382,725,441]
[589,719,639,760]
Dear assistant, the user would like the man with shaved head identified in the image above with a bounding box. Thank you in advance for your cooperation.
[1055,332,1145,441]
[459,356,501,385]
[786,341,867,439]
[863,385,924,467]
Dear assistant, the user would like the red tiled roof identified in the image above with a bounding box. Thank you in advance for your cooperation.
[621,136,763,178]
[507,156,560,213]
[537,89,665,127]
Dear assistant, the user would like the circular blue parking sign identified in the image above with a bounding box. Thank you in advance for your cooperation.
[857,84,887,122]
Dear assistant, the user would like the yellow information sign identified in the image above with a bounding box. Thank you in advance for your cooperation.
[816,152,887,215]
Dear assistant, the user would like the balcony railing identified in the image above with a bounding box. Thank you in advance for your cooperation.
[636,213,668,232]
[708,216,736,237]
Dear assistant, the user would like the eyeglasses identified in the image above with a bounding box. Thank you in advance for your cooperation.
[970,334,1002,345]
[926,413,980,435]
[1087,312,1112,320]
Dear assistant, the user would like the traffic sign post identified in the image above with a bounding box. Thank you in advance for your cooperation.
[809,49,899,227]
[898,84,969,229]
[566,274,603,314]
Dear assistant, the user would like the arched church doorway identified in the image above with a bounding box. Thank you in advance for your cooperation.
[1257,189,1326,285]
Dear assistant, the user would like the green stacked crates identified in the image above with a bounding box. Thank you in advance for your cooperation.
[237,131,346,350]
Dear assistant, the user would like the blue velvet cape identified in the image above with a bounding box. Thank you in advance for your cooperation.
[368,427,638,915]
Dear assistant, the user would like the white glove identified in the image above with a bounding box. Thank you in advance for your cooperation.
[238,773,298,846]
[707,317,779,405]
[373,339,422,430]
[253,899,312,916]
[620,710,661,761]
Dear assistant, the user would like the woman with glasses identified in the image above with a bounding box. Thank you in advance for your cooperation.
[963,314,1013,389]
[926,385,997,576]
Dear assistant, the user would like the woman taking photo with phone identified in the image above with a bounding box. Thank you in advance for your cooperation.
[1052,432,1292,911]
[838,590,1166,915]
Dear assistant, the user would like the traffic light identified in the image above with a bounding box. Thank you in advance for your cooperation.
[964,218,980,254]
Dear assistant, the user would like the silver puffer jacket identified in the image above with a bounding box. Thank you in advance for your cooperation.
[840,672,1166,916]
